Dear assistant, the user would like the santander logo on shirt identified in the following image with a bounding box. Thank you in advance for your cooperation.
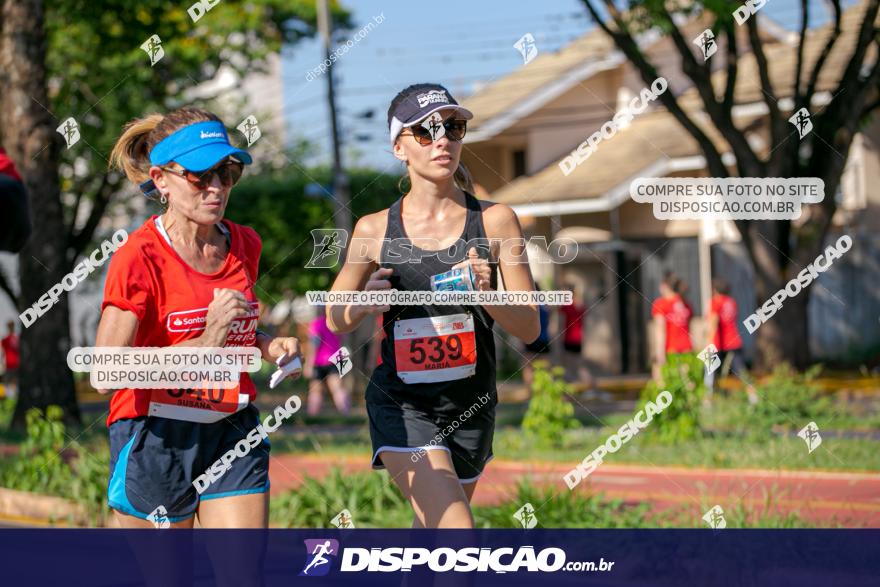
[166,301,259,345]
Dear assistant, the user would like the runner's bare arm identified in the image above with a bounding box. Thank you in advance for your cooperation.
[478,203,540,343]
[326,211,391,333]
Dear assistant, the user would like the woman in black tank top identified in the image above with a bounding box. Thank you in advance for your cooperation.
[326,83,540,529]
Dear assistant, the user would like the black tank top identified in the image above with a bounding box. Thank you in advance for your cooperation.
[370,192,497,398]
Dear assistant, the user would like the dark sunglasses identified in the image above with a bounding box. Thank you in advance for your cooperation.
[403,119,467,146]
[162,160,244,190]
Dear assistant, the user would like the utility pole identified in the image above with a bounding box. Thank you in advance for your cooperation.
[316,0,351,236]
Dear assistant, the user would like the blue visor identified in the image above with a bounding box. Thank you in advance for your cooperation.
[148,120,253,172]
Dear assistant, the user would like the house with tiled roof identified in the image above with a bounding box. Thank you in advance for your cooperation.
[461,2,880,374]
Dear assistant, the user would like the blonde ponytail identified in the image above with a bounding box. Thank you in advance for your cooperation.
[108,114,164,184]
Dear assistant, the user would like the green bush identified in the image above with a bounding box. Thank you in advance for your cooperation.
[746,364,832,431]
[270,468,411,528]
[640,353,705,443]
[521,361,580,448]
[0,406,108,524]
[1,406,69,495]
[473,480,652,528]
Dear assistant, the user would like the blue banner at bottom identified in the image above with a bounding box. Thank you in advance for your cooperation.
[1,529,878,586]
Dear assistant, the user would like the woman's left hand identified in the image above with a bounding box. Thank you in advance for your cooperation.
[456,247,493,292]
[267,336,302,372]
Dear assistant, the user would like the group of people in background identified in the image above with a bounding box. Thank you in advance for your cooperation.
[652,272,751,400]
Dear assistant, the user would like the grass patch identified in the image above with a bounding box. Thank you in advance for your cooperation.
[493,424,880,471]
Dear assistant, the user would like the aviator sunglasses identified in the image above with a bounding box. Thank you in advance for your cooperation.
[402,118,467,146]
[161,159,244,190]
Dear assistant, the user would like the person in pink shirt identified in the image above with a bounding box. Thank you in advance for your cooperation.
[305,308,350,416]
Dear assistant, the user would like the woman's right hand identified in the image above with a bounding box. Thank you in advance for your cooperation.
[358,266,393,318]
[202,288,251,346]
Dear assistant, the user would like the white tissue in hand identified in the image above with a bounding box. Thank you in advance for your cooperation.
[269,355,302,389]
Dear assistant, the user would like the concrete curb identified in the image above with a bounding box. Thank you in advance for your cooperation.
[0,487,102,527]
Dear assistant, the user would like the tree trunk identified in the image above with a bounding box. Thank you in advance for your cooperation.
[745,218,816,372]
[752,287,811,372]
[1,0,79,428]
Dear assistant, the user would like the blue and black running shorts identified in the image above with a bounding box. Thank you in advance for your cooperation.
[107,403,270,522]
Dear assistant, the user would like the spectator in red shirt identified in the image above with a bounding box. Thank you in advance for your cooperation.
[0,146,32,252]
[651,272,693,380]
[705,279,752,399]
[1,321,20,399]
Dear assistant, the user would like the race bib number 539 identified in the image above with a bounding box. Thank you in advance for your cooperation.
[394,313,476,384]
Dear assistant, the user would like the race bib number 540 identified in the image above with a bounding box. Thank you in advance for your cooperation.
[394,313,476,384]
[149,388,249,424]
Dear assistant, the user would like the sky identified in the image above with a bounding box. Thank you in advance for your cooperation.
[280,0,854,171]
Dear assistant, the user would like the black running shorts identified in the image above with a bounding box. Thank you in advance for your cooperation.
[365,380,497,484]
